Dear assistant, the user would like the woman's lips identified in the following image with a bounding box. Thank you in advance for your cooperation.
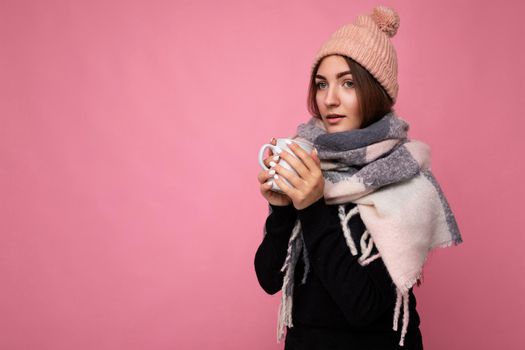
[326,115,345,124]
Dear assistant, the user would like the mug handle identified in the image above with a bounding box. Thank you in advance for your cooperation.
[258,144,277,170]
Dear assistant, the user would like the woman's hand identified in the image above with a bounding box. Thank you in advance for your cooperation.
[271,141,324,210]
[258,138,293,207]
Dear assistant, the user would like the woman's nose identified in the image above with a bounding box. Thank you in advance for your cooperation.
[324,87,339,106]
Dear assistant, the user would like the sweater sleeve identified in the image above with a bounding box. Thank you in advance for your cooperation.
[297,196,397,327]
[254,203,298,295]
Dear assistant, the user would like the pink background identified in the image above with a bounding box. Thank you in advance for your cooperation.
[1,0,523,349]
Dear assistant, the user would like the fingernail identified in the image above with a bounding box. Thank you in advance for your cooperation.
[314,148,318,155]
[273,174,279,179]
[272,155,280,161]
[285,140,292,145]
[269,169,276,175]
[269,161,277,167]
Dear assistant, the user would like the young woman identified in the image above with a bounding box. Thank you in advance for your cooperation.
[255,5,462,350]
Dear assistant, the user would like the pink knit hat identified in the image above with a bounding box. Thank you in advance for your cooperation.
[312,5,400,103]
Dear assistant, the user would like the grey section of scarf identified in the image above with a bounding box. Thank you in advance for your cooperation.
[295,112,418,194]
[297,112,408,153]
[420,170,463,244]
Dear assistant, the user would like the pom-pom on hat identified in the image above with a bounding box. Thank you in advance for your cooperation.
[312,5,400,103]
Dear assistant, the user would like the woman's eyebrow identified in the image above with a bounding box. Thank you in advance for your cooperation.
[315,71,353,80]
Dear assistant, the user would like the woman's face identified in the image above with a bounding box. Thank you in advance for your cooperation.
[315,55,363,133]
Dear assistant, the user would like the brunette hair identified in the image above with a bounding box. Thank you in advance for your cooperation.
[307,54,394,128]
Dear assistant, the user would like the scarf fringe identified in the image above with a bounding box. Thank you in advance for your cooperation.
[277,219,302,342]
[393,288,410,347]
[337,205,359,256]
[357,228,381,266]
[434,237,464,248]
[300,232,310,284]
[277,294,293,342]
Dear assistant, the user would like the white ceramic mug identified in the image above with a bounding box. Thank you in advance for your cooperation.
[258,138,314,193]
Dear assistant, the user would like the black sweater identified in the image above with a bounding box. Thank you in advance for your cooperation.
[254,197,423,350]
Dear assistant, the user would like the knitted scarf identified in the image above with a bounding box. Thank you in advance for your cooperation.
[268,112,463,347]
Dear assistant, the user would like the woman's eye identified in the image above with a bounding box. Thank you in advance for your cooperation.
[315,81,327,89]
[343,80,354,88]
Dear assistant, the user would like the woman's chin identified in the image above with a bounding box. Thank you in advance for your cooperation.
[325,122,359,133]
